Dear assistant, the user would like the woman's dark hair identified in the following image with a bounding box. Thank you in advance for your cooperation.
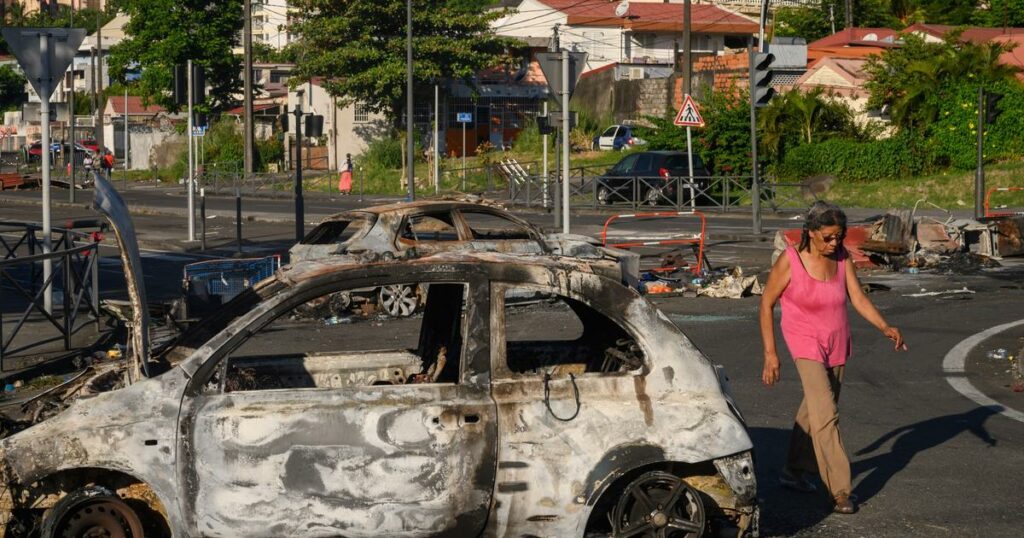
[798,201,847,252]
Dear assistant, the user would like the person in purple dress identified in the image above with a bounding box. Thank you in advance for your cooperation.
[760,201,907,514]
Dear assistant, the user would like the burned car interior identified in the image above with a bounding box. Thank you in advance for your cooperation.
[206,283,468,393]
[502,288,645,375]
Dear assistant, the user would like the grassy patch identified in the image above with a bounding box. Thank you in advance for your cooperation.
[823,160,1024,210]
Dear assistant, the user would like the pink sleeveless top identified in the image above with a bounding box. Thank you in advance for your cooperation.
[780,246,851,366]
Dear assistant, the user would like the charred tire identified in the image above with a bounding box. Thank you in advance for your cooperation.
[42,485,145,538]
[610,471,706,537]
[378,284,419,318]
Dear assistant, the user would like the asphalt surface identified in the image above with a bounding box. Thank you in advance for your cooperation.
[2,184,1023,537]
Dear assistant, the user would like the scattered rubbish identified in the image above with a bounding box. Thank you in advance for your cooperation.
[902,267,919,274]
[861,283,892,294]
[107,348,122,360]
[696,267,764,299]
[12,380,23,389]
[643,282,675,294]
[3,384,14,393]
[903,287,975,298]
[324,315,354,326]
[986,348,1008,360]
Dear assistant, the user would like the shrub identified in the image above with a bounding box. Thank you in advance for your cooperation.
[777,135,924,182]
[358,137,403,169]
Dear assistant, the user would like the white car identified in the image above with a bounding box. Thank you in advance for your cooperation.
[593,124,646,151]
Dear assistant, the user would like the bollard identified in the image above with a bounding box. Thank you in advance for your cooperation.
[236,188,243,255]
[200,188,207,251]
[359,166,364,203]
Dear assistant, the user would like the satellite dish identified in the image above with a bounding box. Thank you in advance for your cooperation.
[615,0,630,18]
[863,33,878,41]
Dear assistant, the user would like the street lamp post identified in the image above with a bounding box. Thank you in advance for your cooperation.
[405,0,415,201]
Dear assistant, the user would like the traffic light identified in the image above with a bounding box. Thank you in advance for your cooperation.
[985,91,1004,125]
[305,114,324,137]
[173,64,187,106]
[752,51,775,108]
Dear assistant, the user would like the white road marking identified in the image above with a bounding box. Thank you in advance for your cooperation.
[942,318,1024,424]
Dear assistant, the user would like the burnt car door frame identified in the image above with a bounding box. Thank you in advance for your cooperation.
[175,268,497,537]
[451,207,551,255]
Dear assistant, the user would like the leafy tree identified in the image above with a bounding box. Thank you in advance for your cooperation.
[974,0,1024,27]
[288,0,516,124]
[107,0,243,112]
[775,2,836,42]
[0,65,27,113]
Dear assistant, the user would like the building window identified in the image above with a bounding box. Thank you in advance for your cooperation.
[353,103,369,123]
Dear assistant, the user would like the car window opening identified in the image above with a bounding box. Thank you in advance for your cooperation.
[214,283,468,392]
[402,215,460,243]
[503,289,644,375]
[300,219,366,245]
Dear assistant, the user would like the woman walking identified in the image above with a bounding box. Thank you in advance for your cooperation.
[760,201,906,514]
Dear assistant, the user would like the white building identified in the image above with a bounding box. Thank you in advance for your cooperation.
[252,0,293,50]
[493,0,758,77]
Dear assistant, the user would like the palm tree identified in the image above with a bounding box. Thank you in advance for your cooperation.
[788,89,825,144]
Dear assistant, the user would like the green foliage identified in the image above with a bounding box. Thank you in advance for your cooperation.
[777,134,925,182]
[864,32,1021,130]
[0,65,27,113]
[289,0,517,124]
[919,79,1024,170]
[758,88,864,166]
[637,87,754,176]
[358,137,405,170]
[511,119,546,155]
[107,0,243,113]
[774,2,838,42]
[974,0,1024,26]
[170,118,282,177]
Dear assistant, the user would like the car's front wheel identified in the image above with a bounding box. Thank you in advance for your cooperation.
[610,471,706,537]
[42,485,146,538]
[378,284,419,317]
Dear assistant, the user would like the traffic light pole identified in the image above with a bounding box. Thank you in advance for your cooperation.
[294,104,305,243]
[975,87,984,219]
[748,40,761,235]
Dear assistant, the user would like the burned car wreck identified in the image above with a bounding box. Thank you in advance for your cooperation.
[0,254,757,537]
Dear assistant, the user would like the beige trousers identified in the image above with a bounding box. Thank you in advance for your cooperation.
[786,359,851,499]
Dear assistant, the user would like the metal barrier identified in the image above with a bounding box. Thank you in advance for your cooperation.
[0,221,103,370]
[984,187,1024,217]
[601,211,708,275]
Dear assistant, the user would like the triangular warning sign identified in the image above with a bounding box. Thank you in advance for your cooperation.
[2,28,87,100]
[674,94,705,127]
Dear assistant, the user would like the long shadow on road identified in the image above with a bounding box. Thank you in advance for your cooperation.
[749,427,833,536]
[850,405,1000,503]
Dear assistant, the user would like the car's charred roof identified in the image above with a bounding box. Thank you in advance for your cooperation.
[317,200,513,221]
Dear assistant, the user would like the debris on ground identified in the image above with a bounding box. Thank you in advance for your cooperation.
[902,287,975,298]
[1012,339,1024,393]
[639,266,763,299]
[774,199,1018,274]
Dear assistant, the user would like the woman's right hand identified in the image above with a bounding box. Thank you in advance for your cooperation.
[762,352,781,386]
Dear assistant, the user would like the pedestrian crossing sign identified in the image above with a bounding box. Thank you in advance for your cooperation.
[674,94,705,127]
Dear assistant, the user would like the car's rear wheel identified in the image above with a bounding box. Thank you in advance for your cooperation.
[379,284,419,317]
[43,486,145,538]
[610,471,706,537]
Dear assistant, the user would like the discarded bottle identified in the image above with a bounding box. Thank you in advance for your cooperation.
[691,278,705,287]
[3,384,14,393]
[986,348,1008,360]
[903,267,919,274]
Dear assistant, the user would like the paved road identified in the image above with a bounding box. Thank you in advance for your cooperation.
[2,185,1022,537]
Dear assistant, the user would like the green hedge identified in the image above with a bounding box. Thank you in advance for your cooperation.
[777,135,924,182]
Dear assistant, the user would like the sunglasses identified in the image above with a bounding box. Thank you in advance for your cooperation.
[816,231,845,244]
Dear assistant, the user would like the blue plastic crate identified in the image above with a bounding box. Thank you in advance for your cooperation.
[184,255,280,302]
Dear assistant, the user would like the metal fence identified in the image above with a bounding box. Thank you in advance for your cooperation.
[0,221,103,370]
[506,169,815,213]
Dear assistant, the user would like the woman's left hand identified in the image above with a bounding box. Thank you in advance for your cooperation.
[882,326,907,351]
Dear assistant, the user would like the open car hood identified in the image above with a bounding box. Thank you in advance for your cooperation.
[92,173,151,380]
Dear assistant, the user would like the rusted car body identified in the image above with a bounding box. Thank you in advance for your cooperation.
[0,250,757,537]
[289,201,640,285]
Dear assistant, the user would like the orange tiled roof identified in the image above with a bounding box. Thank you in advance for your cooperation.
[538,0,757,34]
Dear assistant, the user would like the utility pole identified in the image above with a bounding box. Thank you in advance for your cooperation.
[94,11,103,152]
[69,7,76,202]
[750,0,771,236]
[560,47,570,234]
[293,95,305,242]
[433,83,439,195]
[405,0,415,201]
[243,0,255,179]
[683,0,692,96]
[975,87,985,219]
[845,0,853,29]
[551,24,559,226]
[187,59,195,241]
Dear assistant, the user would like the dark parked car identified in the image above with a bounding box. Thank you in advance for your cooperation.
[596,150,710,206]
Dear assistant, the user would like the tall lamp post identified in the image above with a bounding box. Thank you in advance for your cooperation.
[293,91,305,243]
[405,0,415,201]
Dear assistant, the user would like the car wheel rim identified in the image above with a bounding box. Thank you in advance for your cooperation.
[611,471,705,538]
[598,187,611,205]
[57,498,144,538]
[379,285,418,317]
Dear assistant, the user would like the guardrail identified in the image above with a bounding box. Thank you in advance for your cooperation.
[0,221,103,370]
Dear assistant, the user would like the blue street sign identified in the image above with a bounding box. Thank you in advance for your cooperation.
[456,112,472,123]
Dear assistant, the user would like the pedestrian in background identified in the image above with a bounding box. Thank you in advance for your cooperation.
[101,149,114,180]
[759,201,907,515]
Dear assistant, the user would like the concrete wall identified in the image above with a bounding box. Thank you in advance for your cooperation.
[575,68,676,123]
[103,119,180,170]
